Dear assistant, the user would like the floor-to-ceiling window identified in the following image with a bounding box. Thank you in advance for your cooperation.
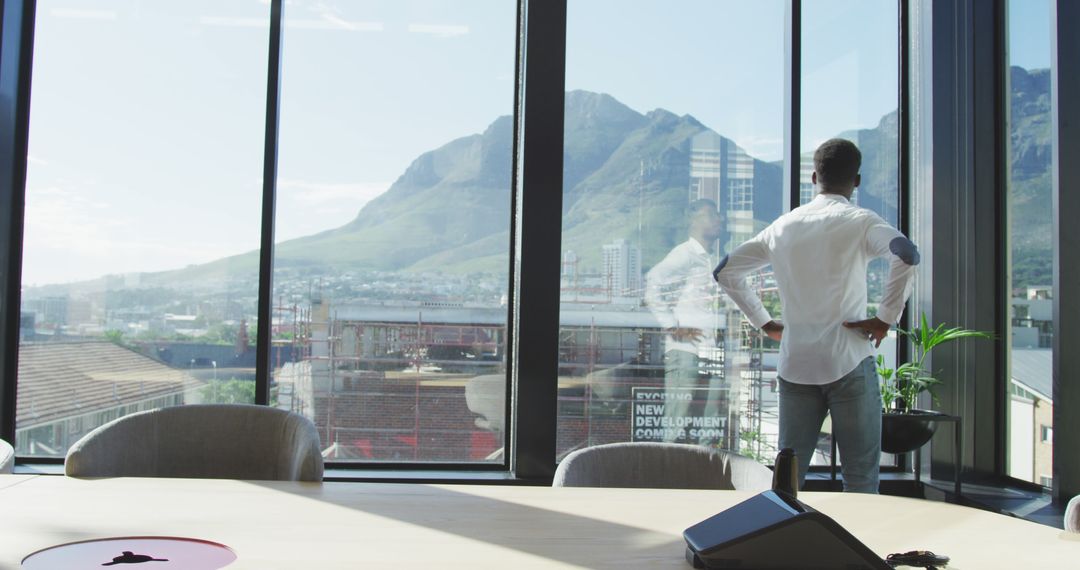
[551,1,901,471]
[554,0,785,461]
[801,0,900,470]
[272,0,516,463]
[1005,0,1054,487]
[14,1,270,457]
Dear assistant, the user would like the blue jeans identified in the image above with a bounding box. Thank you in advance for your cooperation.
[778,356,881,493]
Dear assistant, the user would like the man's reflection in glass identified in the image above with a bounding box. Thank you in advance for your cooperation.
[645,199,729,447]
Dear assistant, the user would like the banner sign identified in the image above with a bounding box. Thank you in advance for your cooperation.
[631,386,725,443]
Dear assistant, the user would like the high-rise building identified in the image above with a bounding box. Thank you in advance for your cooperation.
[602,239,641,297]
[689,132,723,205]
[800,153,816,205]
[689,131,757,250]
[561,250,579,289]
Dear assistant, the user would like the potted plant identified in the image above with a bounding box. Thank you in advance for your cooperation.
[876,312,991,453]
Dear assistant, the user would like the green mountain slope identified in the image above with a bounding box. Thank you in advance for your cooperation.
[1007,67,1053,289]
[107,75,1051,289]
[240,90,784,276]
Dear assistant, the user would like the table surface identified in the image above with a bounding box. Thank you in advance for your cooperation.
[0,474,1076,569]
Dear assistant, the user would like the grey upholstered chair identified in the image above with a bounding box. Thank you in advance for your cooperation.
[1066,495,1080,533]
[65,404,324,481]
[552,442,773,490]
[0,438,14,474]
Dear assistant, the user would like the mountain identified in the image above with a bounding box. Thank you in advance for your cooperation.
[273,112,516,274]
[558,93,783,268]
[1007,67,1053,289]
[73,78,1051,290]
[837,110,899,222]
[166,90,787,281]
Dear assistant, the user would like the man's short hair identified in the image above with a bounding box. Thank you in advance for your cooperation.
[813,138,862,188]
[688,199,718,220]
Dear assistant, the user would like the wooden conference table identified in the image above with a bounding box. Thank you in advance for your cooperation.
[0,474,1076,569]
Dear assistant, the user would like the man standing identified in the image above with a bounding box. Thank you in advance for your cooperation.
[713,139,918,493]
[645,199,730,447]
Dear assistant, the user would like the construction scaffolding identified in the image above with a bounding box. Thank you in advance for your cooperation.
[273,297,507,462]
[274,287,780,463]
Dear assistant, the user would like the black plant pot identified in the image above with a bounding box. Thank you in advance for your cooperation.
[881,410,943,454]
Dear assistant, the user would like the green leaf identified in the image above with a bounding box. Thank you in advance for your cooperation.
[880,311,992,412]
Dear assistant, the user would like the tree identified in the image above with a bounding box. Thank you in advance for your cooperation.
[201,378,278,407]
[104,329,126,346]
[200,323,238,346]
[199,378,256,404]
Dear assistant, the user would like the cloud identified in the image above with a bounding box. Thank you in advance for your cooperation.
[21,185,252,284]
[734,136,784,162]
[287,17,383,31]
[278,179,389,206]
[274,179,390,240]
[200,17,268,28]
[24,186,121,255]
[288,2,383,31]
[203,2,382,31]
[50,8,118,20]
[408,23,470,38]
[27,154,49,166]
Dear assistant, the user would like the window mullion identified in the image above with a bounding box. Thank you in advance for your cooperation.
[0,0,36,445]
[255,0,284,407]
[511,0,567,481]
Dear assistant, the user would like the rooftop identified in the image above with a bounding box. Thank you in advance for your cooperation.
[16,341,205,428]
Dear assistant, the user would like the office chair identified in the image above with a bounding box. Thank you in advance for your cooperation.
[0,438,14,474]
[552,441,773,490]
[1066,495,1080,533]
[65,404,323,481]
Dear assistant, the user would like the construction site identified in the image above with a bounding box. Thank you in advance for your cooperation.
[269,284,783,464]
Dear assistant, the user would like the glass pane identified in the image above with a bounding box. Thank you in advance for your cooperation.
[273,1,515,463]
[801,0,899,469]
[1005,0,1053,486]
[16,1,270,457]
[558,1,786,463]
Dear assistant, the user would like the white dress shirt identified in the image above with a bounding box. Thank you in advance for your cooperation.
[645,238,722,356]
[714,192,917,385]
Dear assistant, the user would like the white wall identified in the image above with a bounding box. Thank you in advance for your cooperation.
[1009,396,1034,481]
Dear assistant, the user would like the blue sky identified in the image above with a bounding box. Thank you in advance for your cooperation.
[1009,0,1052,70]
[22,0,1053,285]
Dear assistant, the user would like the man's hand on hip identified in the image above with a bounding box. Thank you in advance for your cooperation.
[842,317,891,348]
[761,320,784,342]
